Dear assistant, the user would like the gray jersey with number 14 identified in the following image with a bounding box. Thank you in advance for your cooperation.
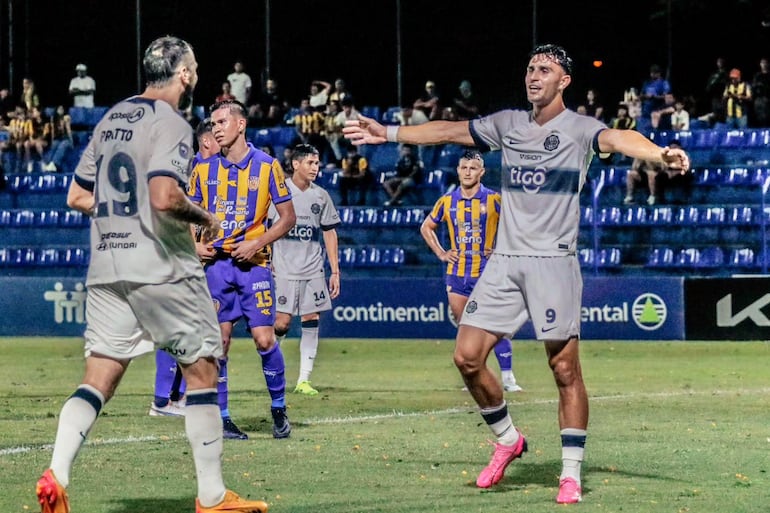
[270,178,340,279]
[470,108,605,256]
[74,96,201,286]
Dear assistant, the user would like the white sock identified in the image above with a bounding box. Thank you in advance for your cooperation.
[298,322,319,383]
[480,402,520,446]
[50,384,104,488]
[501,370,515,383]
[560,428,587,484]
[185,389,226,507]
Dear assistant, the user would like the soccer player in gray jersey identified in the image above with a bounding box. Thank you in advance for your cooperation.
[270,144,341,396]
[344,43,689,504]
[35,36,269,513]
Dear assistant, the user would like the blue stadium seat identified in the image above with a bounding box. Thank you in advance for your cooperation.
[598,207,622,226]
[68,107,87,126]
[337,206,355,224]
[436,145,465,169]
[578,248,593,267]
[692,129,719,149]
[361,106,381,120]
[675,206,699,225]
[368,143,400,172]
[672,130,693,148]
[746,129,770,147]
[676,247,701,267]
[599,248,622,267]
[29,174,59,193]
[379,208,403,225]
[697,246,724,268]
[600,167,627,187]
[649,206,673,225]
[724,167,753,185]
[250,128,273,147]
[36,209,60,226]
[646,247,675,268]
[61,210,88,227]
[580,206,593,226]
[0,209,11,226]
[86,107,109,127]
[695,167,724,186]
[718,130,746,148]
[381,247,405,266]
[728,206,753,225]
[273,126,297,148]
[62,247,88,266]
[356,207,379,226]
[729,248,755,267]
[36,248,61,266]
[339,247,356,267]
[621,206,647,225]
[8,174,33,193]
[13,210,36,227]
[403,208,426,225]
[381,106,401,125]
[699,206,726,225]
[356,247,381,266]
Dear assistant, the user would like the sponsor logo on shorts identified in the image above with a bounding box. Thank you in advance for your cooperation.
[465,300,478,314]
[278,295,287,305]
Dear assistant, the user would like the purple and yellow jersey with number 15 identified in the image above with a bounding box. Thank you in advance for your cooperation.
[427,184,501,278]
[188,143,291,266]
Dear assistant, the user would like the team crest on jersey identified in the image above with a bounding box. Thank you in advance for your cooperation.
[465,300,478,314]
[311,203,321,215]
[248,176,259,191]
[544,134,560,151]
[278,295,287,305]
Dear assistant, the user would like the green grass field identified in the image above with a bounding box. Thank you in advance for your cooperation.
[1,337,769,512]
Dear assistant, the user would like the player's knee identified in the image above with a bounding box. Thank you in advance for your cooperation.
[550,357,582,387]
[453,351,483,377]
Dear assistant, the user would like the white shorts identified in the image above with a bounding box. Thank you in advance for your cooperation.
[274,275,332,316]
[84,276,223,364]
[460,254,582,341]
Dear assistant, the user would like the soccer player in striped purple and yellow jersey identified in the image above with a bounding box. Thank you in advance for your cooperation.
[189,100,296,440]
[421,150,521,392]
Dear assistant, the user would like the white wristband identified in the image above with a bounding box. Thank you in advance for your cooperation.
[386,125,399,143]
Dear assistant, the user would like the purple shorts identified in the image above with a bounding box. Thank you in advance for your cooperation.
[445,274,479,297]
[205,258,275,328]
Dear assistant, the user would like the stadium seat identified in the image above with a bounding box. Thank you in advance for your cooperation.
[695,167,724,186]
[8,174,33,193]
[599,247,622,267]
[577,248,594,267]
[699,206,726,224]
[718,130,746,148]
[339,247,356,267]
[368,143,400,171]
[250,128,273,147]
[646,247,675,267]
[676,247,700,267]
[381,106,401,125]
[29,174,58,192]
[746,129,770,147]
[68,107,87,126]
[356,207,379,226]
[621,206,647,225]
[0,209,11,226]
[696,246,724,268]
[649,206,673,225]
[672,130,693,148]
[337,206,355,224]
[728,206,753,225]
[729,247,755,267]
[598,207,622,226]
[403,208,426,225]
[86,106,109,127]
[61,210,89,227]
[381,247,405,266]
[193,105,205,121]
[13,210,35,227]
[36,248,61,266]
[580,206,593,226]
[62,247,88,266]
[600,167,627,187]
[675,206,699,225]
[36,209,60,226]
[379,208,403,225]
[692,129,719,149]
[356,247,381,266]
[361,106,381,120]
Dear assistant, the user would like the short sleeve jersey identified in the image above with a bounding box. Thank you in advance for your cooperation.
[428,184,500,278]
[270,178,340,279]
[74,96,199,285]
[470,109,605,256]
[188,143,291,266]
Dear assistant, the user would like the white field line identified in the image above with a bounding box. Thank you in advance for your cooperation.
[3,387,769,457]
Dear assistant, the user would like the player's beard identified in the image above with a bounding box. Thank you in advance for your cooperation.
[179,83,194,111]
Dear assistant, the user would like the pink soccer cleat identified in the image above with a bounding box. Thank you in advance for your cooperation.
[556,477,583,504]
[475,430,528,488]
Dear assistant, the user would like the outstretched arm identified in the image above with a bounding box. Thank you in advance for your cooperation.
[343,115,474,147]
[598,128,690,171]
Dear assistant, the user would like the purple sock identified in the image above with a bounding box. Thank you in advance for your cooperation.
[494,338,513,372]
[258,343,286,408]
[218,358,230,418]
[154,350,178,406]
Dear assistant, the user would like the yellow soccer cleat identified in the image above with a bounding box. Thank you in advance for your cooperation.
[195,490,268,513]
[293,381,319,396]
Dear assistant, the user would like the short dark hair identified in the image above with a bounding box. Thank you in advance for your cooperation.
[529,44,573,75]
[209,99,248,119]
[460,149,484,164]
[292,143,319,162]
[195,117,213,139]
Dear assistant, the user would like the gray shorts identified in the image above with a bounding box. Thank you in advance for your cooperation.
[84,275,223,364]
[460,253,582,340]
[274,275,332,316]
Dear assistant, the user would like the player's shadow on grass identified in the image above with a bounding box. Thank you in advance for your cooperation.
[463,460,683,494]
[111,497,191,513]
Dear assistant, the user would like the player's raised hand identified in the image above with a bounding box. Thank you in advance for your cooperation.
[343,115,387,146]
[661,146,690,173]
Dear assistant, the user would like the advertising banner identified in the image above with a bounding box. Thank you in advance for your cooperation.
[0,275,685,340]
[685,276,770,340]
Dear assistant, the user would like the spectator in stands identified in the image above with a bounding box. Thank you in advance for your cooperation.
[705,57,729,124]
[226,60,252,105]
[452,80,482,120]
[68,64,96,108]
[309,80,332,111]
[41,105,73,173]
[281,146,294,176]
[0,88,14,123]
[215,80,236,103]
[8,106,31,172]
[609,104,636,130]
[322,100,342,166]
[414,80,442,121]
[651,92,676,130]
[339,143,372,205]
[662,140,694,204]
[670,97,690,131]
[640,64,671,132]
[23,107,47,172]
[723,68,752,129]
[21,78,40,112]
[328,78,352,106]
[622,87,642,121]
[575,105,588,116]
[290,97,326,154]
[751,57,770,127]
[395,103,429,126]
[584,88,605,123]
[328,97,361,167]
[624,140,689,205]
[0,118,8,187]
[249,78,289,128]
[258,144,276,158]
[383,143,424,206]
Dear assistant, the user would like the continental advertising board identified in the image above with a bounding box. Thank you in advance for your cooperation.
[0,276,684,340]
